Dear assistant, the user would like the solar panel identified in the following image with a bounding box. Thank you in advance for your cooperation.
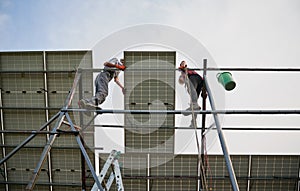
[124,51,176,153]
[0,51,94,190]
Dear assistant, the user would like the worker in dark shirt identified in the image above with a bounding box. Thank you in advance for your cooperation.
[178,60,203,115]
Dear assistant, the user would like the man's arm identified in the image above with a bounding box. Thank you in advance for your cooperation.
[104,62,126,71]
[114,77,125,94]
[104,62,116,68]
[178,72,186,85]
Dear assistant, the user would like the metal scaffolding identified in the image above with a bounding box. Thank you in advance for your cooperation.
[1,59,300,190]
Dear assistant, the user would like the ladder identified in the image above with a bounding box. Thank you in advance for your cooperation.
[91,150,124,191]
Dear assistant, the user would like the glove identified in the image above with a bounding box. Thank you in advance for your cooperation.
[115,64,126,71]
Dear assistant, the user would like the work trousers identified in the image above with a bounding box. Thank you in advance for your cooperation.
[94,71,112,105]
[187,74,203,104]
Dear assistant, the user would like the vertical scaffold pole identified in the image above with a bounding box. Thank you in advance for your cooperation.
[204,73,240,191]
[64,113,104,191]
[0,88,9,191]
[199,59,208,191]
[78,68,87,191]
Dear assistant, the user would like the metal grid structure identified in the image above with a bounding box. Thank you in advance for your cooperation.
[0,50,299,191]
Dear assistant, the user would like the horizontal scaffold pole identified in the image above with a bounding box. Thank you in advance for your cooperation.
[63,108,300,115]
[1,67,300,74]
[2,107,300,114]
[78,67,300,72]
[92,124,300,131]
[1,126,300,132]
[79,67,300,72]
[0,111,61,165]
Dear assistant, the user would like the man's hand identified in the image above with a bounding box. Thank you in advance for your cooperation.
[114,77,126,94]
[116,64,126,71]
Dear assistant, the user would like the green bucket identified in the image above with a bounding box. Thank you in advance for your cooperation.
[217,72,236,91]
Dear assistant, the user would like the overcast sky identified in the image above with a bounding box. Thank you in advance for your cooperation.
[1,0,300,155]
[1,0,299,67]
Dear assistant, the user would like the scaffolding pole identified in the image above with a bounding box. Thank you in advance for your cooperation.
[1,67,300,73]
[204,74,240,191]
[24,71,104,191]
[63,108,300,115]
[0,88,9,191]
[2,64,300,191]
[25,111,65,190]
[2,106,300,114]
[199,59,208,191]
[25,71,81,190]
[0,111,60,165]
[64,113,104,191]
[78,68,87,191]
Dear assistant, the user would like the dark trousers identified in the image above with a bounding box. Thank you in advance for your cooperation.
[187,74,203,104]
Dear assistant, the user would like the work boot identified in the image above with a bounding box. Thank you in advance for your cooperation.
[78,99,100,116]
[78,99,91,117]
[182,103,201,116]
[84,99,99,109]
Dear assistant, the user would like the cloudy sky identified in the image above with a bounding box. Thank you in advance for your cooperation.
[1,0,300,154]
